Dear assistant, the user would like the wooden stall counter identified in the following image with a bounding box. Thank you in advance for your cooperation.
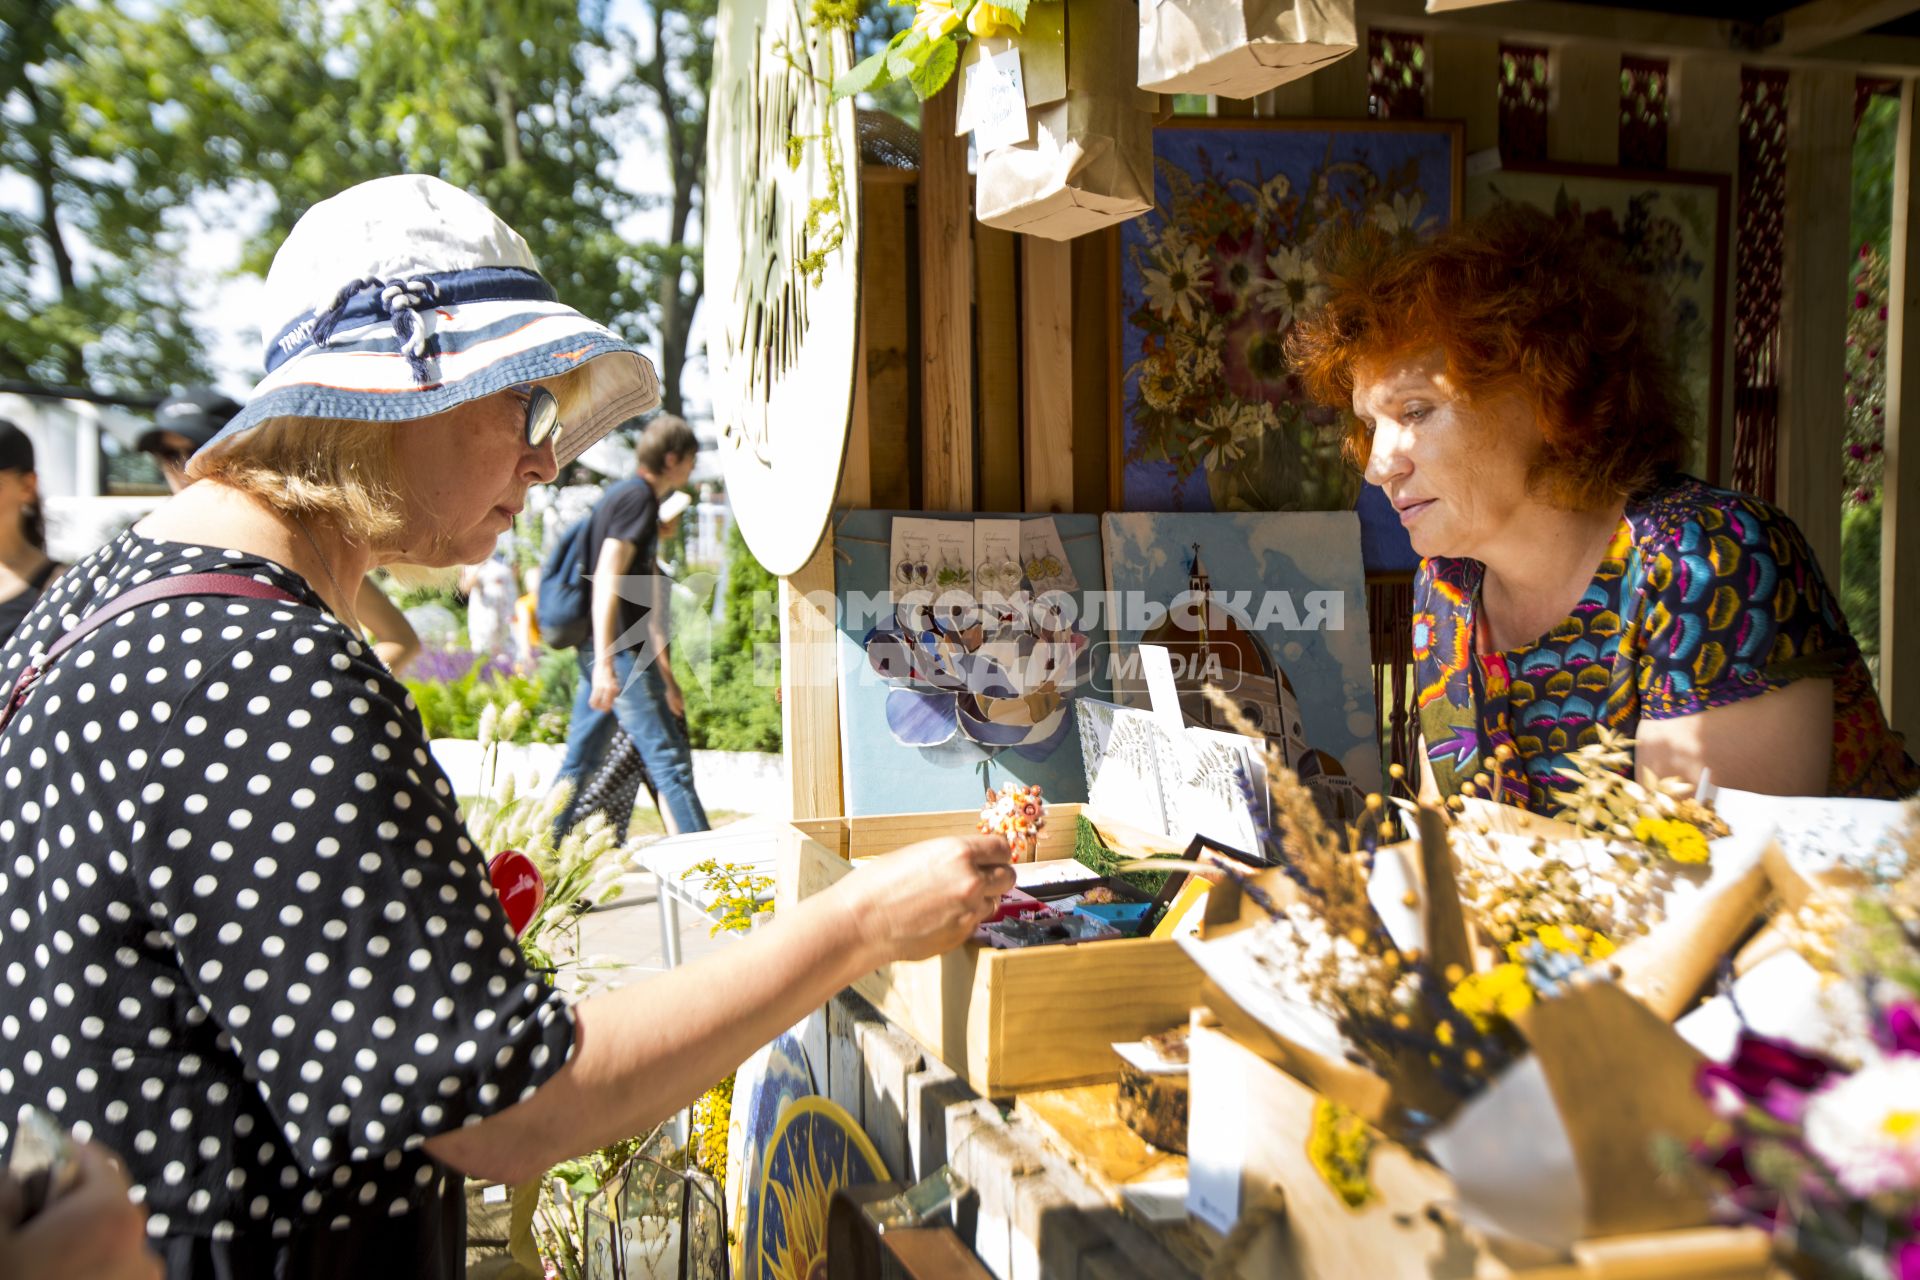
[780,805,1204,1098]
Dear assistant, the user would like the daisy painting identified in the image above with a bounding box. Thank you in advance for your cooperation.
[1118,120,1461,513]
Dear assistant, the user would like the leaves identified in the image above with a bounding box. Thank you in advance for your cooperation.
[908,34,960,99]
[2,0,709,404]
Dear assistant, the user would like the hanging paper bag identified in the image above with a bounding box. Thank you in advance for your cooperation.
[1137,0,1357,98]
[956,0,1158,241]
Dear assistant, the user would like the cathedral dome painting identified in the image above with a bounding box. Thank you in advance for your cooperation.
[1139,542,1363,825]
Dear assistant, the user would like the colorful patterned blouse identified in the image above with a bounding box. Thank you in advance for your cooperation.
[1413,476,1919,814]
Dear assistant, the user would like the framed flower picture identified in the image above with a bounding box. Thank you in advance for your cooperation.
[1114,118,1463,514]
[1464,161,1730,483]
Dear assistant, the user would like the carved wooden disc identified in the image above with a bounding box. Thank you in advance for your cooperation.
[707,0,863,577]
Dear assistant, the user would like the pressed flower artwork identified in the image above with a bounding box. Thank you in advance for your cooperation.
[1118,120,1461,513]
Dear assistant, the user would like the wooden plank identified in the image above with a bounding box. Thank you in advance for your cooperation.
[1775,0,1920,56]
[1311,18,1373,119]
[1669,57,1742,485]
[1775,68,1853,579]
[864,180,913,510]
[857,1018,923,1182]
[1366,0,1920,76]
[947,1100,1035,1278]
[1427,33,1500,156]
[779,534,842,821]
[905,1057,972,1187]
[1008,1164,1115,1280]
[977,224,1023,513]
[1548,43,1620,167]
[795,1005,831,1096]
[1072,229,1116,514]
[1015,1085,1187,1197]
[827,990,883,1126]
[920,84,975,512]
[1022,236,1076,513]
[841,256,874,509]
[1884,79,1920,744]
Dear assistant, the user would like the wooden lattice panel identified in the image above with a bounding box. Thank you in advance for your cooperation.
[1619,55,1670,170]
[1498,44,1550,164]
[1732,67,1788,502]
[1368,29,1428,120]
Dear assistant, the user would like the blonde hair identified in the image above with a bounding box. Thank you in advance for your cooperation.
[186,418,404,544]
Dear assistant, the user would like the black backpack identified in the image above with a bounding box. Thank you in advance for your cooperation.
[536,515,595,650]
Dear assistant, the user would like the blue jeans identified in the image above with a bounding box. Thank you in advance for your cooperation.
[554,651,709,836]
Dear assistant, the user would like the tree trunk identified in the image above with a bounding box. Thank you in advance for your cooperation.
[22,77,86,386]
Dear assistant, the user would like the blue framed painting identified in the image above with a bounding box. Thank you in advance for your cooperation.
[1102,510,1383,813]
[834,510,1109,816]
[1115,119,1463,517]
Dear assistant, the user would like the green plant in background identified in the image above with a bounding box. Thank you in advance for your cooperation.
[674,522,783,754]
[405,649,577,744]
[463,705,639,981]
[1838,91,1897,669]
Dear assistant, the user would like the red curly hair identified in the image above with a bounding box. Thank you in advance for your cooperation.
[1287,203,1692,509]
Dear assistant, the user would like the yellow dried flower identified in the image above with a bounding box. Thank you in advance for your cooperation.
[913,0,962,40]
[1632,816,1710,864]
[1450,963,1535,1031]
[967,2,1024,36]
[1307,1099,1376,1208]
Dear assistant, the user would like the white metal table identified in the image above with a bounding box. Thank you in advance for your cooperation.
[633,822,783,968]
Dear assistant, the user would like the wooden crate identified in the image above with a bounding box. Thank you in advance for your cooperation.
[1187,1013,1776,1280]
[780,804,1205,1097]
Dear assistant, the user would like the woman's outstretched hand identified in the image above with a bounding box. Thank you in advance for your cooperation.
[835,834,1015,965]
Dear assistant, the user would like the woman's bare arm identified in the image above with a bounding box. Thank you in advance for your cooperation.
[423,834,1011,1184]
[1634,678,1833,797]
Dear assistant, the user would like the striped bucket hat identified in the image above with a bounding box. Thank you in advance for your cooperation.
[207,174,658,467]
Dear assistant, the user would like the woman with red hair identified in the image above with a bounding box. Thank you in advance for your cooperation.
[1290,205,1915,812]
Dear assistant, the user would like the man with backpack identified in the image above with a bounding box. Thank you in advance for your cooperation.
[545,414,710,838]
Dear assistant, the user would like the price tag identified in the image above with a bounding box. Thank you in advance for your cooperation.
[965,47,1030,153]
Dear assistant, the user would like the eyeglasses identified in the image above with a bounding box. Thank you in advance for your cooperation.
[520,385,562,451]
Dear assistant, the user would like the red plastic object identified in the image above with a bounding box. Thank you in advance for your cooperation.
[489,849,545,938]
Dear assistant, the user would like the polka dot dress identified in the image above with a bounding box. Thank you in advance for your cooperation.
[0,532,577,1276]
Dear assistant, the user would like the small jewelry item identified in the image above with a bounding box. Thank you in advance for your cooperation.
[979,782,1047,863]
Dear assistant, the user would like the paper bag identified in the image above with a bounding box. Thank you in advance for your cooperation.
[960,0,1158,240]
[1138,0,1358,98]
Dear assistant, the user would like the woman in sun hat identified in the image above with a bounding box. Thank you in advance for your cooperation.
[0,174,1011,1277]
[139,387,423,674]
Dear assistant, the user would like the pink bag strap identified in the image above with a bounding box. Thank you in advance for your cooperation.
[2,573,301,735]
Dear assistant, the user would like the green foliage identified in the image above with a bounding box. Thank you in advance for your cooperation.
[1074,815,1170,897]
[1841,496,1882,664]
[405,650,576,744]
[1852,94,1898,266]
[3,1,711,409]
[672,522,782,754]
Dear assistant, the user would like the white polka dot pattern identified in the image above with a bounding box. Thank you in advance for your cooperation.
[0,532,577,1257]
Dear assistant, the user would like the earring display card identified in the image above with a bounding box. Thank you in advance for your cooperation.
[930,519,976,596]
[975,519,1023,606]
[840,510,1107,816]
[1021,516,1078,595]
